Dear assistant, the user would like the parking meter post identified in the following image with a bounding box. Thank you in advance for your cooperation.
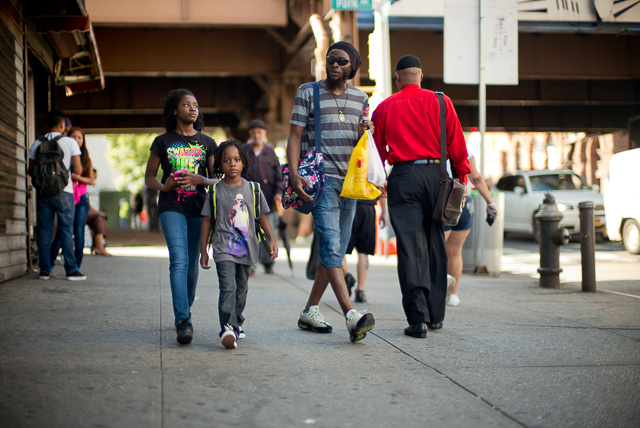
[536,192,569,288]
[579,201,596,292]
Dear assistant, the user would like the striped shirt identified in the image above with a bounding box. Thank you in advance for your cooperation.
[290,81,368,179]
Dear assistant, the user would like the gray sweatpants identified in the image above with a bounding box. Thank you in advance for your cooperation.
[215,261,250,336]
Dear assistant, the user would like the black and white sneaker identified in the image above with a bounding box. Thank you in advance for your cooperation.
[238,327,246,339]
[298,305,333,333]
[346,309,375,343]
[344,273,356,297]
[39,271,51,280]
[176,319,193,344]
[66,271,86,281]
[220,324,237,349]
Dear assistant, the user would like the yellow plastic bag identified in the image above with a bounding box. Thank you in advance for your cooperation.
[340,131,382,200]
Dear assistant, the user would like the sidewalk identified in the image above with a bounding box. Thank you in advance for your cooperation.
[0,235,638,427]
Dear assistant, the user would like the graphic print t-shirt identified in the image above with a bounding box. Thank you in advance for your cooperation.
[150,131,217,217]
[201,179,269,266]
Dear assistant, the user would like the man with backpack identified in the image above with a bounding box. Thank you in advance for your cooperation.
[28,110,86,280]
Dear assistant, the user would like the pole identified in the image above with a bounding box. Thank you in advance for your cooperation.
[579,202,597,292]
[476,0,488,272]
[373,0,392,99]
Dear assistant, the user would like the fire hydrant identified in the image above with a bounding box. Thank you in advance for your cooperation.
[535,192,570,288]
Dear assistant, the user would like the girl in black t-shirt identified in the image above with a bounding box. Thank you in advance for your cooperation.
[144,88,218,345]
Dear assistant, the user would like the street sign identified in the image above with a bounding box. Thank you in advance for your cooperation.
[332,0,373,10]
[444,0,518,85]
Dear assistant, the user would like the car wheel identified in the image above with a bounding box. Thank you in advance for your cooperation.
[622,219,640,255]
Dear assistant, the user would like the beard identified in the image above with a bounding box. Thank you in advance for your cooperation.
[326,72,348,87]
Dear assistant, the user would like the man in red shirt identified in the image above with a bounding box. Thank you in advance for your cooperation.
[372,55,470,338]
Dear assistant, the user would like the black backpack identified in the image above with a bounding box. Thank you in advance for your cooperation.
[30,135,70,196]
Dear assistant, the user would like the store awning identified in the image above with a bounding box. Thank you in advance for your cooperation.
[32,16,105,96]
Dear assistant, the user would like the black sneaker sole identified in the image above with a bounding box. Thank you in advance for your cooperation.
[176,327,193,344]
[298,320,333,333]
[350,313,375,342]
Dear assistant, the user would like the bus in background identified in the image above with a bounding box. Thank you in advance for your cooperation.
[604,148,640,254]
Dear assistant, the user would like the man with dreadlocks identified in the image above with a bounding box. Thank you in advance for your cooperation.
[286,41,377,343]
[144,88,217,345]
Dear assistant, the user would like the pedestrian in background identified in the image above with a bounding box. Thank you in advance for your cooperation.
[286,41,376,343]
[444,150,497,306]
[243,119,284,275]
[28,110,86,280]
[342,198,388,303]
[143,185,160,232]
[199,140,278,349]
[50,126,94,270]
[372,55,470,339]
[144,88,217,345]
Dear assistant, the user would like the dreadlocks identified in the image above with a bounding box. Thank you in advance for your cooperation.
[161,88,205,131]
[212,139,249,179]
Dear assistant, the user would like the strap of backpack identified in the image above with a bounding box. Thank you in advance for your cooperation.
[252,181,268,245]
[207,182,217,250]
[251,181,260,219]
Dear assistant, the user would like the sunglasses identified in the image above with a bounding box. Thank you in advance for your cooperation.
[326,56,350,66]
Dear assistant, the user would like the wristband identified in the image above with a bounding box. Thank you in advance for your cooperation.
[488,202,495,207]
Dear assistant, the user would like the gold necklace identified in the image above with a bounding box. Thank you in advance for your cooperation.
[331,90,349,123]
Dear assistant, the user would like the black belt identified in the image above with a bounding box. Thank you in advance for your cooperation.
[398,159,440,165]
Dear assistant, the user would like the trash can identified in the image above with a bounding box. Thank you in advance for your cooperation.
[461,191,504,275]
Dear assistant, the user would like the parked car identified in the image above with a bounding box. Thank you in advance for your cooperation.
[604,148,640,254]
[495,169,606,240]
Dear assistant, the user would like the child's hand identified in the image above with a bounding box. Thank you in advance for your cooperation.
[268,242,278,260]
[163,175,180,192]
[200,251,210,269]
[174,170,200,187]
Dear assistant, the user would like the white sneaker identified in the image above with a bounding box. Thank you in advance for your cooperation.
[345,309,375,343]
[220,324,237,349]
[238,327,246,339]
[298,305,333,333]
[448,294,460,307]
[445,274,455,305]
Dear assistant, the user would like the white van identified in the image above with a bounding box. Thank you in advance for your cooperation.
[604,148,640,254]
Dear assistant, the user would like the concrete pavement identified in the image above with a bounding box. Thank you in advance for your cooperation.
[0,232,638,427]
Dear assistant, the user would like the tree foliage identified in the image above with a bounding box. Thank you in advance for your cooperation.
[106,134,157,192]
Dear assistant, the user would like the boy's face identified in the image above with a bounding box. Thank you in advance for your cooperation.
[221,146,243,179]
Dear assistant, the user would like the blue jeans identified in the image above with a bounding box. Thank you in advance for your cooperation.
[160,211,203,326]
[312,176,357,268]
[37,192,78,274]
[215,261,250,336]
[51,193,90,269]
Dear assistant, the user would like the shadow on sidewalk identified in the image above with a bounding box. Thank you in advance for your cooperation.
[108,230,166,247]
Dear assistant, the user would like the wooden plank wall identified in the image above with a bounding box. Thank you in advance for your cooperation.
[0,5,29,282]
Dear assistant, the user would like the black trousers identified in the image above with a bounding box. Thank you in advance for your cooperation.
[388,163,447,325]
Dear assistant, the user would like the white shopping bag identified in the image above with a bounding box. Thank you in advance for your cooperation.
[365,130,386,186]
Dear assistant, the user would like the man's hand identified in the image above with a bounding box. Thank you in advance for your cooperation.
[359,120,374,135]
[290,171,313,202]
